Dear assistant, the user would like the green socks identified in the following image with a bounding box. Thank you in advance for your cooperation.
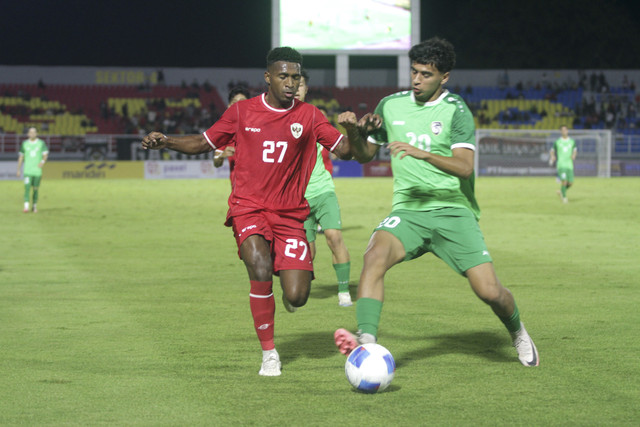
[356,297,383,337]
[24,183,31,202]
[32,188,39,204]
[561,185,567,198]
[333,262,351,293]
[499,303,522,333]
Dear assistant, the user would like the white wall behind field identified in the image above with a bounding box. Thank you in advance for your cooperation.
[0,65,638,94]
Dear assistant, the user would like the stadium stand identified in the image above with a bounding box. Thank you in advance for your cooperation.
[0,83,226,153]
[0,81,638,155]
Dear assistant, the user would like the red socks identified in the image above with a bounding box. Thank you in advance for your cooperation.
[249,280,275,351]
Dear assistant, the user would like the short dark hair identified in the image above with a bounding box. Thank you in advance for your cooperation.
[300,68,309,84]
[266,47,303,67]
[228,86,251,104]
[408,37,456,73]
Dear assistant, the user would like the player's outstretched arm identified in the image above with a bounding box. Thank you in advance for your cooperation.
[338,112,381,163]
[549,149,556,166]
[141,132,212,155]
[389,142,475,179]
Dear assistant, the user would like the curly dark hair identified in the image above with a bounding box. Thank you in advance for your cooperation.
[408,37,456,73]
[227,86,251,104]
[266,47,303,67]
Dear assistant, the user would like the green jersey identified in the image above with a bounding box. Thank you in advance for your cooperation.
[304,143,335,199]
[553,137,576,170]
[20,139,48,177]
[369,90,480,219]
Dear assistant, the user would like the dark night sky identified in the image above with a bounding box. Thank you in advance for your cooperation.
[2,0,640,69]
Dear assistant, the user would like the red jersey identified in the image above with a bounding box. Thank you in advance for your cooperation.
[203,93,344,223]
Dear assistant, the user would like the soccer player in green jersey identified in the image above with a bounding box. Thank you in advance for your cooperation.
[296,70,352,307]
[16,127,49,213]
[335,37,539,367]
[549,125,577,203]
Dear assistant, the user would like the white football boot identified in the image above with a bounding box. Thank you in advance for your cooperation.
[511,323,539,367]
[338,292,353,307]
[259,350,282,376]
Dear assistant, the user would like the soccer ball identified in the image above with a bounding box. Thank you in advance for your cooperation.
[345,343,395,393]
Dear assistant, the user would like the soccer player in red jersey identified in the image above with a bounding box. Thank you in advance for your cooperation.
[142,47,361,376]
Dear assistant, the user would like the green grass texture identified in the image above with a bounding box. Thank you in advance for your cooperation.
[1,177,639,426]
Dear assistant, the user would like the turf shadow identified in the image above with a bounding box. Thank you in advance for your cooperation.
[394,331,513,367]
[309,282,356,300]
[277,331,338,363]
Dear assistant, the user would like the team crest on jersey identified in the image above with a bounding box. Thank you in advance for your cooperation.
[290,123,303,139]
[431,121,443,135]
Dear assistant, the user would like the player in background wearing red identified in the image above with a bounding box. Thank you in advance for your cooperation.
[213,86,251,171]
[142,47,365,376]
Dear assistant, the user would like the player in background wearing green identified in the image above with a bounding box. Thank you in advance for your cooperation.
[213,86,251,169]
[549,125,577,203]
[296,70,352,307]
[335,37,539,367]
[16,127,49,213]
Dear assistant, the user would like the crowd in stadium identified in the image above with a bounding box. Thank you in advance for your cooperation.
[1,71,638,142]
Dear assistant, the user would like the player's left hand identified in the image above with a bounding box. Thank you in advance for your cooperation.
[388,141,429,160]
[357,113,382,133]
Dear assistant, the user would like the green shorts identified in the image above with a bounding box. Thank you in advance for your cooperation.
[557,168,574,183]
[24,175,42,187]
[374,207,492,276]
[304,191,343,243]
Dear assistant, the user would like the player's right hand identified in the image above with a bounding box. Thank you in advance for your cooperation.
[141,132,168,150]
[338,111,358,129]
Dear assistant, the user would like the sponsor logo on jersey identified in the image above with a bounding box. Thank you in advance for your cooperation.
[245,127,261,132]
[392,120,405,125]
[431,121,443,135]
[241,224,257,234]
[482,250,490,256]
[290,123,303,139]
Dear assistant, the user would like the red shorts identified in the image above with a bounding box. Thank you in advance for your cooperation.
[230,211,313,274]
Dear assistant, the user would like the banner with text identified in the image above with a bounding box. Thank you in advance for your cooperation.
[144,160,230,179]
[42,162,144,179]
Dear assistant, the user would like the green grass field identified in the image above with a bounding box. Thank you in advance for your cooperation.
[1,177,639,425]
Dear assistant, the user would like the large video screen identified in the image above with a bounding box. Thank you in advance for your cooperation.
[272,0,418,55]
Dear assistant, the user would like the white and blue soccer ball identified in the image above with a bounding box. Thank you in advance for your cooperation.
[345,343,395,393]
